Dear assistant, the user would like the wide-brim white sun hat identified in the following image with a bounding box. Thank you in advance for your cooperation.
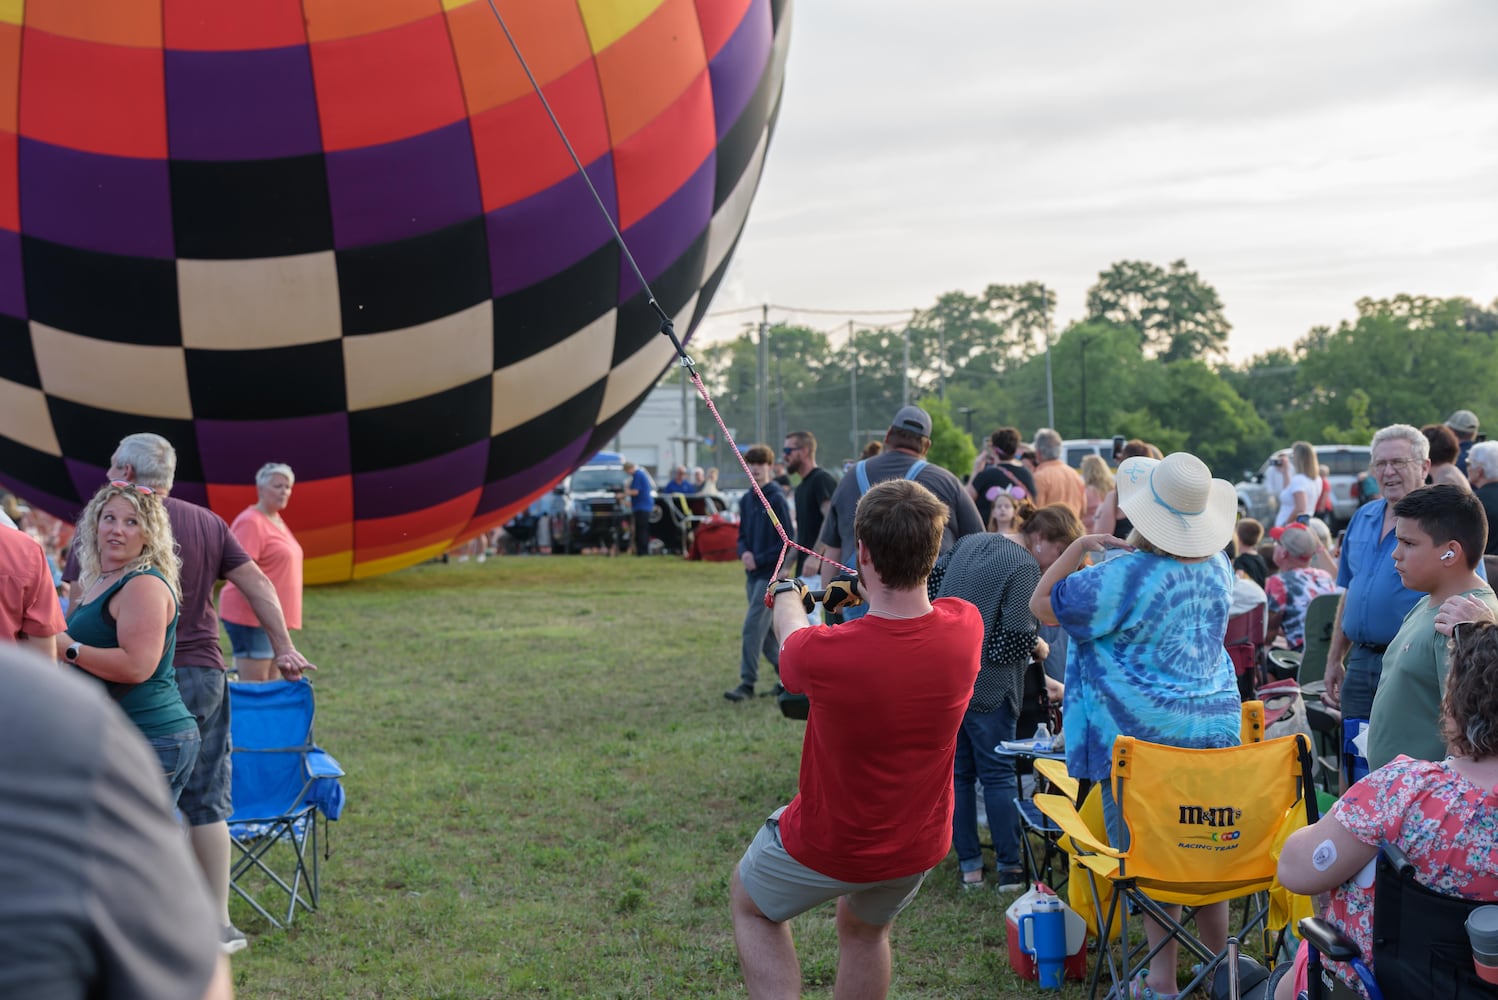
[1115,452,1236,559]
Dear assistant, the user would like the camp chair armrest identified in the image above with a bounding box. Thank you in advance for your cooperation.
[306,749,345,779]
[1034,792,1120,858]
[1297,917,1361,963]
[1032,758,1079,802]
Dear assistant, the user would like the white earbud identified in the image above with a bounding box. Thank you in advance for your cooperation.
[1441,550,1456,562]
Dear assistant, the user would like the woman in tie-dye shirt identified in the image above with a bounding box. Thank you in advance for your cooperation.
[1031,452,1240,1000]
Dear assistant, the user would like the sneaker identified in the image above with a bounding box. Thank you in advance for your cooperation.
[759,683,786,699]
[220,924,249,955]
[995,869,1028,894]
[723,684,755,702]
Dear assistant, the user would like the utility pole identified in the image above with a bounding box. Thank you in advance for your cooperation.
[679,366,691,466]
[756,304,768,445]
[849,321,859,456]
[901,311,912,406]
[773,344,785,446]
[1044,319,1056,430]
[1079,334,1088,438]
[937,324,946,402]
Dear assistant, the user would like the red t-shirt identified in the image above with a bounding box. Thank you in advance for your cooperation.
[0,528,65,640]
[776,598,982,882]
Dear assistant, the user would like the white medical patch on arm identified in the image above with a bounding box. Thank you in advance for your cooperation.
[1311,839,1337,872]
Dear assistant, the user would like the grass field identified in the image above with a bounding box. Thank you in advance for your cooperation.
[229,555,1090,999]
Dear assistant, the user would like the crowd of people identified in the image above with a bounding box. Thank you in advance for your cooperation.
[724,404,1498,1000]
[1,433,313,996]
[7,404,1498,997]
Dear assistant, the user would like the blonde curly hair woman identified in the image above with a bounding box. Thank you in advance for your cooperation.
[60,480,197,803]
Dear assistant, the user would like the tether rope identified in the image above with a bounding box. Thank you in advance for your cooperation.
[485,2,855,580]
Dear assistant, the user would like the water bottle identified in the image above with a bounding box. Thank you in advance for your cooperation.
[1018,895,1067,989]
[1032,722,1051,750]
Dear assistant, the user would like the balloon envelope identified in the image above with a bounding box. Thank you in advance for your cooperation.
[0,0,790,581]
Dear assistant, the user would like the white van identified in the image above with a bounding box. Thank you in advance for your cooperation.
[1061,438,1119,469]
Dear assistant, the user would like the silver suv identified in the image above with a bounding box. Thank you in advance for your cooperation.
[1235,444,1372,529]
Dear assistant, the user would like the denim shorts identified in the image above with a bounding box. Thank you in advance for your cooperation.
[736,807,928,925]
[224,620,273,659]
[175,666,233,825]
[149,726,202,807]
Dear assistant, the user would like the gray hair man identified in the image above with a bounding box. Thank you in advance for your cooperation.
[1030,428,1086,516]
[72,432,314,955]
[1466,440,1498,578]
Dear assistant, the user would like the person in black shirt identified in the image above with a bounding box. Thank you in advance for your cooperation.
[967,427,1036,525]
[1233,517,1269,588]
[784,431,838,580]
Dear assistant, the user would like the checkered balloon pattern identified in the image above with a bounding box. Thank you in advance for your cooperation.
[0,0,790,581]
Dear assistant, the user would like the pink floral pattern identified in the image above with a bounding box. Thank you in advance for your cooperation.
[1322,756,1498,995]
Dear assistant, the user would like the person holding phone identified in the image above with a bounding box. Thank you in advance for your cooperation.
[1274,441,1323,528]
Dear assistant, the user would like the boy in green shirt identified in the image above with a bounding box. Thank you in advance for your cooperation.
[1367,485,1498,768]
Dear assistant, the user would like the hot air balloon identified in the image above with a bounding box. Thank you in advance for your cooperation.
[0,0,790,581]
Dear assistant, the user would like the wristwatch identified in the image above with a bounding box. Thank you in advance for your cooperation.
[771,580,801,599]
[65,641,82,663]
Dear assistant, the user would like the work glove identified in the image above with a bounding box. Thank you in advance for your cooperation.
[764,577,814,613]
[821,575,864,613]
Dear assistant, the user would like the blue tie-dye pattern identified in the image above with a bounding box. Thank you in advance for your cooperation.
[1052,550,1241,780]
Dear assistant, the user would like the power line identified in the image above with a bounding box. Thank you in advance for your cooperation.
[705,302,922,319]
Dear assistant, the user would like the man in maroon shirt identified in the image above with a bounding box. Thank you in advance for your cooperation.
[98,433,314,955]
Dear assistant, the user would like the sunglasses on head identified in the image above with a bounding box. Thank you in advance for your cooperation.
[110,479,155,496]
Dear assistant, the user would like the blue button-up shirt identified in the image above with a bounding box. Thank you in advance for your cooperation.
[1337,498,1487,645]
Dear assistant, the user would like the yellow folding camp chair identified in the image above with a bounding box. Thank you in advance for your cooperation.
[1033,704,1269,951]
[1035,732,1317,1000]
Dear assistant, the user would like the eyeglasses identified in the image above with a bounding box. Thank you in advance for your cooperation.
[782,446,802,456]
[1370,459,1418,472]
[109,479,155,496]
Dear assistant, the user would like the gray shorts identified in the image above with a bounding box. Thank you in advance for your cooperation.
[736,807,928,925]
[175,665,233,825]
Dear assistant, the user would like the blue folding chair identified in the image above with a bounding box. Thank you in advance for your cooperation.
[228,680,345,929]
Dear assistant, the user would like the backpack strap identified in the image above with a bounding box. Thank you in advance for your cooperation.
[856,458,927,496]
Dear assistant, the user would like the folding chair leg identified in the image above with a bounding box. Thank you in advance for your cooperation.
[230,815,319,930]
[1088,878,1127,999]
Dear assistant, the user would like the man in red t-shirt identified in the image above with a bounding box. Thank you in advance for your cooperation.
[730,479,982,999]
[0,524,65,655]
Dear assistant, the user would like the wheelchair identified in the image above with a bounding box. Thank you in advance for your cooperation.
[1211,842,1498,1000]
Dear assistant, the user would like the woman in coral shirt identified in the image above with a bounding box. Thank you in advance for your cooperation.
[219,464,303,682]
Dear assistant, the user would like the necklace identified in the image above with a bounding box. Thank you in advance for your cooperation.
[82,565,126,603]
[868,607,929,621]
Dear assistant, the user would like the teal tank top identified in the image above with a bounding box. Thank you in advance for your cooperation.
[65,568,194,738]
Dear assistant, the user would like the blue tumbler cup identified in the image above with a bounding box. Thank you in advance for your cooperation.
[1018,896,1067,989]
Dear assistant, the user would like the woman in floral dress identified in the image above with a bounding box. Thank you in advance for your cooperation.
[1276,620,1498,998]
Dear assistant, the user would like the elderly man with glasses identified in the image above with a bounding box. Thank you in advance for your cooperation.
[1325,424,1488,735]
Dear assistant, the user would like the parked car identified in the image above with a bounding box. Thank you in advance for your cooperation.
[503,481,570,554]
[560,452,635,552]
[1061,438,1120,469]
[1235,444,1371,529]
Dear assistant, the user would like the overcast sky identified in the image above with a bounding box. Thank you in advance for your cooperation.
[693,0,1498,363]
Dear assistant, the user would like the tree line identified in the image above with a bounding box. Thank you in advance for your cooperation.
[682,260,1498,482]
